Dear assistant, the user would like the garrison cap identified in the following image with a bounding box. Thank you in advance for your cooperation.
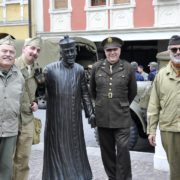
[0,35,15,46]
[59,35,75,49]
[24,36,42,47]
[102,37,123,50]
[169,35,180,46]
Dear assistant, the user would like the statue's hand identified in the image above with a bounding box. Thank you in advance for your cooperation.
[88,114,96,128]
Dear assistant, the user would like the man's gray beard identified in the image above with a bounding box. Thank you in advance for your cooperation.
[170,53,180,64]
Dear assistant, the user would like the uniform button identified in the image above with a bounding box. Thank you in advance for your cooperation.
[110,78,112,80]
[109,83,112,85]
[109,89,112,91]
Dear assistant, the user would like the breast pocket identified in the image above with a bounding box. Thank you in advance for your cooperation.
[95,73,107,88]
[115,73,128,87]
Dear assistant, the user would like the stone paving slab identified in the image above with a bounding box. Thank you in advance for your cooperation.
[29,146,169,180]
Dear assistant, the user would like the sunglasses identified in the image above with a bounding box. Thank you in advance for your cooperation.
[170,47,180,53]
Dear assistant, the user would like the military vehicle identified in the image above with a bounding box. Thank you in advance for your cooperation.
[1,33,169,150]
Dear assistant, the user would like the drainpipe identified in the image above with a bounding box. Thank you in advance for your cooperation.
[28,0,32,37]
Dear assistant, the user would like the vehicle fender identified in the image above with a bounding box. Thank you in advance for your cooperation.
[130,100,146,133]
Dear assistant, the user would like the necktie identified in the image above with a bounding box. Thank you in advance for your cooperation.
[110,65,113,74]
[27,65,31,75]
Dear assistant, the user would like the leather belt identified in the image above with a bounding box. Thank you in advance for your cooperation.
[97,93,124,99]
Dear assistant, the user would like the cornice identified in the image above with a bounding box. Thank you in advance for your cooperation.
[37,26,180,41]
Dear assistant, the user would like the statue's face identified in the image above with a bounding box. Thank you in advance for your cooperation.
[61,45,77,65]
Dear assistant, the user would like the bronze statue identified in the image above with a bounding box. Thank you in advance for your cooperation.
[42,36,95,180]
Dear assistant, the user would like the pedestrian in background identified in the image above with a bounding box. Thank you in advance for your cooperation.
[42,35,95,180]
[148,61,158,81]
[147,35,180,180]
[90,36,137,180]
[131,61,144,81]
[138,64,148,81]
[13,37,42,180]
[0,35,24,180]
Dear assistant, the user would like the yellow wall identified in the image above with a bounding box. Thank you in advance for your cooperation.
[0,2,37,38]
[0,7,3,20]
[23,4,28,20]
[6,4,21,21]
[0,25,29,39]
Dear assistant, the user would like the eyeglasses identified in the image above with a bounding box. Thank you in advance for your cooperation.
[170,47,180,53]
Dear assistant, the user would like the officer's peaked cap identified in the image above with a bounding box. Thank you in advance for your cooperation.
[102,37,123,50]
[59,35,75,48]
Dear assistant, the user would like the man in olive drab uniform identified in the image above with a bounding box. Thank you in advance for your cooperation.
[12,37,42,180]
[90,37,137,180]
[0,35,24,180]
[147,35,180,180]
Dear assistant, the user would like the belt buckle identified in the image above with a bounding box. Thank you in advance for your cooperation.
[108,92,113,98]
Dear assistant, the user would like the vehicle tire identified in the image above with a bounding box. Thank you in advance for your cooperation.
[128,121,138,150]
[94,123,138,150]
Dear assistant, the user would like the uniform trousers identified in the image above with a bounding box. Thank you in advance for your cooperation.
[161,131,180,180]
[12,120,34,180]
[98,127,132,180]
[0,136,17,180]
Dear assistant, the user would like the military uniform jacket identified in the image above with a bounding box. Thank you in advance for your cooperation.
[15,56,38,125]
[90,59,137,128]
[0,65,24,137]
[147,62,180,135]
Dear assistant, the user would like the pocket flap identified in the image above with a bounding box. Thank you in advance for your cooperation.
[120,101,129,107]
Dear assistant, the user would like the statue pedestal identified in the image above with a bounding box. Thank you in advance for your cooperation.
[153,126,169,171]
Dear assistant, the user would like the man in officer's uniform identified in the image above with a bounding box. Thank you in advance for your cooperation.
[90,37,137,180]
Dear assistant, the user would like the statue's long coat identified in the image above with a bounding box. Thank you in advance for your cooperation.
[42,61,93,180]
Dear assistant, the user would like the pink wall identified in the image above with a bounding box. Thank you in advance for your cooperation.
[71,0,86,30]
[43,0,50,32]
[134,0,154,27]
[42,0,155,32]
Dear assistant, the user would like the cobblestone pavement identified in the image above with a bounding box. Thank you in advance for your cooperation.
[29,145,169,180]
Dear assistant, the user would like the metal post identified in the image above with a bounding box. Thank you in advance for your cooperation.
[28,0,32,37]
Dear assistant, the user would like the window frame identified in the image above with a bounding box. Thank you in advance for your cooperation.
[91,0,106,6]
[53,0,68,10]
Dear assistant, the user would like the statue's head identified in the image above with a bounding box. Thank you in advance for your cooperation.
[59,35,77,66]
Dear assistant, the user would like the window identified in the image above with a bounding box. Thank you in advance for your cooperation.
[54,0,68,9]
[91,0,106,6]
[113,0,130,4]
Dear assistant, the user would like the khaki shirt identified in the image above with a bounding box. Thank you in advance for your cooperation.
[15,56,38,125]
[147,62,180,135]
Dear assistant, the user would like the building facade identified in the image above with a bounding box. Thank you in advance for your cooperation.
[1,0,180,63]
[0,0,39,39]
[36,0,180,41]
[0,0,30,39]
[34,0,180,65]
